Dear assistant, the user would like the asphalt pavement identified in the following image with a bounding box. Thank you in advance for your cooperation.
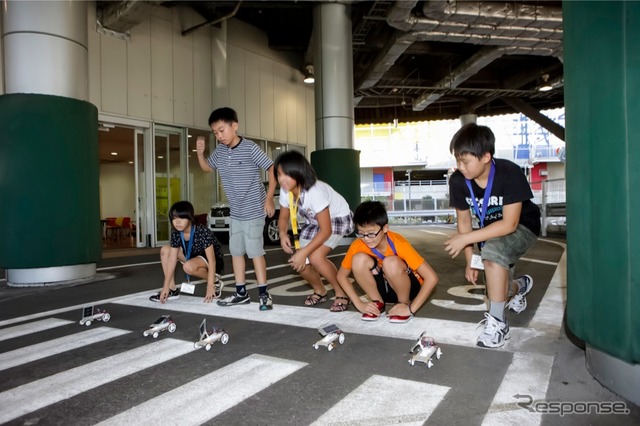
[0,224,638,425]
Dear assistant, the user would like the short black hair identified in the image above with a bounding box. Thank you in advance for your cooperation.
[208,107,238,126]
[168,201,196,225]
[353,201,388,228]
[449,123,495,159]
[273,151,317,191]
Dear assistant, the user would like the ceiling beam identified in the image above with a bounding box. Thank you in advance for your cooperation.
[502,97,565,141]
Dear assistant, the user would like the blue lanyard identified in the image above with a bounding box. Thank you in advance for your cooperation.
[180,225,195,281]
[371,235,397,260]
[465,160,495,229]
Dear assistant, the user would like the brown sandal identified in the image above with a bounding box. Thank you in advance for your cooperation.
[330,296,350,312]
[304,292,328,306]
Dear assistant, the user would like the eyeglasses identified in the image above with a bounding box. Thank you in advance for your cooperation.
[355,227,383,239]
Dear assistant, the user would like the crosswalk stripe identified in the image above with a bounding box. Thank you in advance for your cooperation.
[113,294,537,352]
[97,354,307,425]
[0,338,194,424]
[482,351,554,425]
[0,327,130,372]
[311,374,450,425]
[0,318,74,342]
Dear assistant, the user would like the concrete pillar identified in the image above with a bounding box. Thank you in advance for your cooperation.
[310,2,360,211]
[0,1,99,286]
[460,114,477,126]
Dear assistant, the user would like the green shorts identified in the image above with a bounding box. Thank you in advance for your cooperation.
[480,224,537,269]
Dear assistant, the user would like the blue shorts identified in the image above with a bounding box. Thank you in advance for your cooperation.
[229,217,266,258]
[481,224,537,269]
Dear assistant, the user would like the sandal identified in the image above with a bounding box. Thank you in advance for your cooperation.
[304,292,328,306]
[330,296,350,312]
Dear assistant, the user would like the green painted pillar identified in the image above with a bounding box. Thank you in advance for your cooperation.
[311,149,361,212]
[563,1,640,404]
[0,94,100,284]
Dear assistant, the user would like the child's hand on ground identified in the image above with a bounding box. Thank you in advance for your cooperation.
[361,301,383,316]
[159,289,169,303]
[203,285,216,303]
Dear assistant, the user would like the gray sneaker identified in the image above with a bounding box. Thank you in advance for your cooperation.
[217,292,250,306]
[259,293,273,311]
[476,313,510,348]
[507,275,533,314]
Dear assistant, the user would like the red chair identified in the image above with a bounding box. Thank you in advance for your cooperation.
[105,217,119,239]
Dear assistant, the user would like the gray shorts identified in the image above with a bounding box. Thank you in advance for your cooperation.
[481,224,537,269]
[299,234,344,250]
[229,217,266,258]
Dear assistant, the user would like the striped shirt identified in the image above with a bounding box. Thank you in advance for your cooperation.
[206,137,273,221]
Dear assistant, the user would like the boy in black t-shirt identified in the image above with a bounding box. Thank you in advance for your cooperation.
[445,123,540,348]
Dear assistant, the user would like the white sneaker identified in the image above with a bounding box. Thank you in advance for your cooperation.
[476,313,510,348]
[507,275,533,314]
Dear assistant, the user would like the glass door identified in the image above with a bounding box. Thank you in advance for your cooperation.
[154,126,185,245]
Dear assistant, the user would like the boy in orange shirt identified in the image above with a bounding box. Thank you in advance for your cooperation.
[336,201,438,323]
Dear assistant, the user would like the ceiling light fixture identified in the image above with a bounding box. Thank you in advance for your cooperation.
[303,64,315,84]
[538,74,553,92]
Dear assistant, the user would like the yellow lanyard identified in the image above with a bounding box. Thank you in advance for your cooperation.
[288,191,301,249]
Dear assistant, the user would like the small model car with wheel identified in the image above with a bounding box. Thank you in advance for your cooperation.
[79,306,111,326]
[143,315,177,338]
[194,319,229,351]
[313,323,345,351]
[408,331,442,368]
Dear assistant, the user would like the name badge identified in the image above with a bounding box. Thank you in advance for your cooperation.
[471,254,485,270]
[181,282,195,294]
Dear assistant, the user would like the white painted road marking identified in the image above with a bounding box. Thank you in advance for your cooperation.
[97,354,307,425]
[311,375,450,425]
[0,318,74,341]
[0,338,194,424]
[0,327,130,371]
[113,293,538,351]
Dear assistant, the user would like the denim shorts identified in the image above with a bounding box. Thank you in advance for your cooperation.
[229,217,266,258]
[480,224,537,269]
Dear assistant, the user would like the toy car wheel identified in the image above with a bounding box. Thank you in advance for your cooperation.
[102,313,111,322]
[427,360,433,369]
[338,333,345,345]
[194,342,199,349]
[409,358,415,366]
[221,333,229,345]
[153,331,159,339]
[85,320,92,327]
[143,331,149,337]
[436,347,442,359]
[313,344,319,350]
[205,343,212,351]
[327,344,334,351]
[168,323,177,333]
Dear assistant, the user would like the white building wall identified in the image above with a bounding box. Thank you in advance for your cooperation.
[85,3,314,149]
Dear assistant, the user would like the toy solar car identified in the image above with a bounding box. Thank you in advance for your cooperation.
[79,306,111,326]
[313,323,345,351]
[194,319,229,351]
[143,315,176,339]
[409,331,442,368]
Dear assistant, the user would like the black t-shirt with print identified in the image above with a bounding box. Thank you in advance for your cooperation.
[449,158,541,236]
[170,224,224,273]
